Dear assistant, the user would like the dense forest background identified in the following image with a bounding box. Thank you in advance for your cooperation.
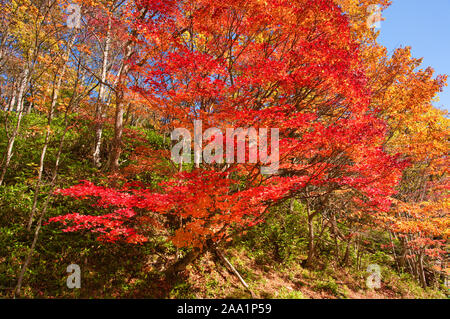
[0,0,448,299]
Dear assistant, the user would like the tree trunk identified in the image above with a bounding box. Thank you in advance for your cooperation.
[331,213,340,260]
[418,252,427,288]
[215,249,256,298]
[108,43,134,172]
[107,7,149,172]
[27,36,74,230]
[304,202,316,268]
[4,84,17,112]
[92,16,112,167]
[341,237,351,267]
[165,247,202,279]
[109,97,125,172]
[0,66,30,186]
[14,104,73,297]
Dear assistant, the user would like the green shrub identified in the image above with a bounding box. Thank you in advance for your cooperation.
[276,287,306,299]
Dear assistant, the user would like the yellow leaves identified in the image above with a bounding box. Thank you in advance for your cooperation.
[254,32,268,44]
[255,0,268,7]
[333,0,390,42]
[386,105,449,163]
[390,196,449,240]
[364,45,449,165]
[181,30,191,42]
[341,2,448,178]
[180,30,209,51]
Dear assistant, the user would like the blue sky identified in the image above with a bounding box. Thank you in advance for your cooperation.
[376,0,450,112]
